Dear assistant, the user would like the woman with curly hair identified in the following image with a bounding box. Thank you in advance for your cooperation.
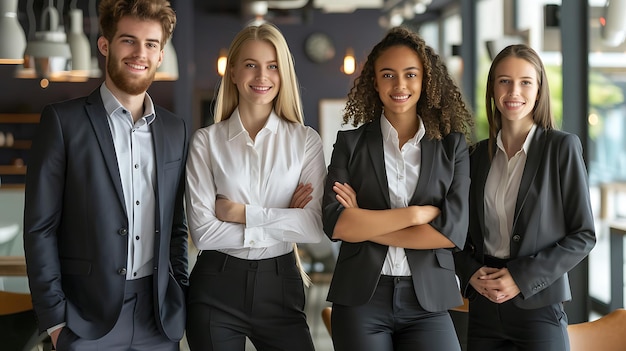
[322,26,473,351]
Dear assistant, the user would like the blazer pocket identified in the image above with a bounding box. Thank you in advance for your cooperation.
[434,249,455,271]
[60,258,92,275]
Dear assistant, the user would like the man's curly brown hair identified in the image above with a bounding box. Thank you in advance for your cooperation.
[343,26,473,141]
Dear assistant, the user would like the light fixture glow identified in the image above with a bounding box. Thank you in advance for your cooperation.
[217,49,227,76]
[343,48,355,75]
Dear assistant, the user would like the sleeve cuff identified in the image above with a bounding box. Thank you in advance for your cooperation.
[47,322,66,336]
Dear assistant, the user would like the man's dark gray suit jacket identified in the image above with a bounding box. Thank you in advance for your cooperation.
[23,88,189,341]
[323,120,470,312]
[454,127,596,309]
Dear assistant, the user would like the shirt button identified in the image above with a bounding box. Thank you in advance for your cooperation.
[133,272,137,277]
[136,201,140,205]
[135,236,140,240]
[134,164,139,169]
[249,240,255,246]
[117,268,127,275]
[118,228,128,236]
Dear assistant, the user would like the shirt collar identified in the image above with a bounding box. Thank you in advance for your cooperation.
[227,107,280,141]
[100,83,156,125]
[496,123,537,155]
[380,113,425,146]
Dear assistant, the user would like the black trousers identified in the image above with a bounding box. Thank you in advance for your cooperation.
[467,294,570,351]
[186,250,314,351]
[55,276,178,351]
[331,275,461,351]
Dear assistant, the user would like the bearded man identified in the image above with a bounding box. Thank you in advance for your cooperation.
[23,1,188,350]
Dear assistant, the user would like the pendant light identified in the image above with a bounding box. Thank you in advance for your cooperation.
[66,8,90,81]
[217,48,227,76]
[342,48,356,75]
[0,0,27,64]
[155,39,179,81]
[23,0,71,79]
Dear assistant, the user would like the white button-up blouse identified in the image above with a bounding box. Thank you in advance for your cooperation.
[185,108,326,260]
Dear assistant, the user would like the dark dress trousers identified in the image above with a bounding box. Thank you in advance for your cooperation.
[323,120,469,313]
[23,89,189,342]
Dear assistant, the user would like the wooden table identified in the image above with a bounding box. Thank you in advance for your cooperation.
[0,256,26,276]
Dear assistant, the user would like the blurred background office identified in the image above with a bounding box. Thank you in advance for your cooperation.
[1,0,626,350]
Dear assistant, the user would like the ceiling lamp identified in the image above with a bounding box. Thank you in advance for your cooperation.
[23,0,71,79]
[155,40,178,81]
[342,47,356,75]
[66,8,90,81]
[0,0,27,64]
[217,48,227,76]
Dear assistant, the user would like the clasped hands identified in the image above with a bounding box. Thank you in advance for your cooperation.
[469,266,521,304]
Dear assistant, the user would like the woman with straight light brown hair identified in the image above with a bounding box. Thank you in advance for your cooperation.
[454,44,596,351]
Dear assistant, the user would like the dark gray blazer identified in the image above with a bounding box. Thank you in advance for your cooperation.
[323,120,469,312]
[23,88,189,341]
[454,127,596,309]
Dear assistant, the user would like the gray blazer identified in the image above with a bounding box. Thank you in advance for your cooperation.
[323,120,469,312]
[454,127,596,309]
[23,89,189,341]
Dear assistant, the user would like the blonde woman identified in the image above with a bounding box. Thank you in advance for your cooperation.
[185,23,326,351]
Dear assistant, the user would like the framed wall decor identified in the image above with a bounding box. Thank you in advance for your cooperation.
[192,89,216,131]
[318,99,356,165]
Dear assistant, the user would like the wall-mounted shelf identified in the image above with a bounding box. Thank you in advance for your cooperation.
[0,165,27,175]
[0,140,31,149]
[0,113,38,187]
[0,114,40,124]
[0,114,39,150]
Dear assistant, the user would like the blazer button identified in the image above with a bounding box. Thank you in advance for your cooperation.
[118,228,128,236]
[512,234,521,242]
[117,268,127,275]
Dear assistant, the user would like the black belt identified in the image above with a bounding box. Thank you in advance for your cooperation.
[378,275,412,286]
[125,275,152,293]
[200,250,296,272]
[484,255,510,269]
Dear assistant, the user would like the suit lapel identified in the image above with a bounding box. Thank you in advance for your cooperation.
[151,113,163,226]
[365,122,391,208]
[409,137,434,204]
[510,127,546,255]
[85,90,127,213]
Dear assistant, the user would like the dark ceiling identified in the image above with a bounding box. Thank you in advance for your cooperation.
[195,0,456,23]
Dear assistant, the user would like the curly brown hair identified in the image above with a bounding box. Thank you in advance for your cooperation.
[344,26,473,141]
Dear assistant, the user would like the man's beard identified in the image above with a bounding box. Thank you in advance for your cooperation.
[107,57,156,96]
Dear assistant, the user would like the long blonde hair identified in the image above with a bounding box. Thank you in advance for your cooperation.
[214,23,304,125]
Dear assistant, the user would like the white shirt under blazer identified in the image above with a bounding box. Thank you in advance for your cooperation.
[185,108,326,260]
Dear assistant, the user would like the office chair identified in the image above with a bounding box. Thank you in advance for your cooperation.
[567,308,626,351]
